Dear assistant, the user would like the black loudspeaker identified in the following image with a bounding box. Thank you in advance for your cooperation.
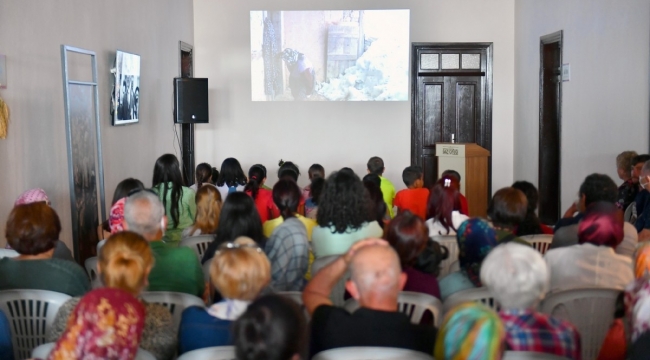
[174,78,209,123]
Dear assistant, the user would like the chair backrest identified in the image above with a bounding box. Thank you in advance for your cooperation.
[177,345,236,360]
[312,255,348,307]
[434,235,458,278]
[84,256,102,289]
[443,286,499,313]
[0,248,19,259]
[0,289,71,360]
[519,234,553,255]
[344,291,443,327]
[313,346,434,360]
[180,235,215,262]
[140,291,206,330]
[32,342,157,360]
[624,202,637,223]
[96,239,107,255]
[503,351,570,359]
[540,287,620,360]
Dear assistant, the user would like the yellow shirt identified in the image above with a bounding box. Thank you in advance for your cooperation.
[263,214,317,279]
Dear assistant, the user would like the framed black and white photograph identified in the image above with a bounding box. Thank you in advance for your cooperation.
[112,50,140,125]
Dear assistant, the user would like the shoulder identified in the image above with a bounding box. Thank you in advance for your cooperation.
[181,305,211,322]
[362,221,384,236]
[312,304,346,323]
[48,258,87,275]
[59,296,82,314]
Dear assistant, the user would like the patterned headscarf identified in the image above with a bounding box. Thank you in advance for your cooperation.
[457,218,498,286]
[435,302,505,360]
[109,198,127,234]
[14,188,49,206]
[48,288,145,360]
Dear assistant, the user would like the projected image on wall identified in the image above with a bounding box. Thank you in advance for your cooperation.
[250,10,410,101]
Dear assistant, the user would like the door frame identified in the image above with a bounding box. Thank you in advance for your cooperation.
[539,31,563,223]
[410,42,493,192]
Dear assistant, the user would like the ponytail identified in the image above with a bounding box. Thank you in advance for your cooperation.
[245,165,266,200]
[99,231,154,296]
[195,163,212,189]
[272,179,301,220]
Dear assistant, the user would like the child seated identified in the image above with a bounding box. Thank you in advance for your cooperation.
[367,156,396,217]
[305,177,324,220]
[394,166,430,220]
[303,163,325,199]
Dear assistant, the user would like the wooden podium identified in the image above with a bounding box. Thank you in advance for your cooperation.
[435,143,490,217]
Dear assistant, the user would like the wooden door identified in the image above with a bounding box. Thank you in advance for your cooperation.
[411,44,493,190]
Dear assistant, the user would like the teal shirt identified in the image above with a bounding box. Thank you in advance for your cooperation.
[148,241,205,297]
[312,221,384,258]
[438,271,476,301]
[153,183,196,243]
[379,176,396,217]
[0,258,90,297]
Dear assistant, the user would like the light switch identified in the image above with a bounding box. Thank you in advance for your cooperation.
[562,63,570,82]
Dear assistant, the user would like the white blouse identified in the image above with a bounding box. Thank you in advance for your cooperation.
[425,211,469,237]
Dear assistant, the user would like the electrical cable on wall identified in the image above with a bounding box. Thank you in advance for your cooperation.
[0,96,9,139]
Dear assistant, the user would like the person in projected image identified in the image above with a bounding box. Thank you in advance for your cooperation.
[280,48,315,101]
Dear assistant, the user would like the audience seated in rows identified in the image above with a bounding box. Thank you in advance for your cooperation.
[49,231,176,360]
[179,237,270,354]
[304,239,436,357]
[124,190,204,297]
[394,166,429,220]
[233,294,307,360]
[182,185,222,238]
[0,202,89,296]
[312,170,383,258]
[616,151,639,210]
[439,218,497,300]
[367,156,397,217]
[216,157,247,200]
[552,173,637,257]
[545,206,633,292]
[481,242,581,359]
[152,154,196,244]
[511,181,554,236]
[189,162,217,192]
[425,177,468,236]
[245,164,280,224]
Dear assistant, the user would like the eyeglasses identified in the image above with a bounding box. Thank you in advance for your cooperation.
[216,241,263,254]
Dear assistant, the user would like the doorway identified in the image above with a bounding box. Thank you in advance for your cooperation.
[538,31,562,224]
[411,43,493,191]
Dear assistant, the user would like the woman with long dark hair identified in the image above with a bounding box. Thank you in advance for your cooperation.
[245,164,279,224]
[216,158,247,200]
[511,181,553,236]
[426,176,468,236]
[152,154,196,244]
[190,162,217,192]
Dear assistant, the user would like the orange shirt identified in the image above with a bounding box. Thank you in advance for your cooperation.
[394,188,430,220]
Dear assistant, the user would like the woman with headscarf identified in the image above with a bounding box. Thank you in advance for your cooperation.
[438,218,498,301]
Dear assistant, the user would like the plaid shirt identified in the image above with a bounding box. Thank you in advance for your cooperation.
[499,309,581,360]
[265,217,309,291]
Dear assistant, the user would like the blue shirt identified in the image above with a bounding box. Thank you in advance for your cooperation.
[178,306,233,354]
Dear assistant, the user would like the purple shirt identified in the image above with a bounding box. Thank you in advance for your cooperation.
[403,267,441,300]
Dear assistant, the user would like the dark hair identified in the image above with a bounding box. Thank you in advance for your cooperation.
[363,178,387,225]
[217,158,247,188]
[211,167,220,185]
[363,173,381,188]
[245,165,267,200]
[195,162,212,189]
[442,169,461,182]
[234,294,307,360]
[367,156,385,175]
[6,202,61,255]
[487,187,528,229]
[511,181,545,236]
[633,154,650,167]
[308,164,325,179]
[278,160,300,178]
[278,168,299,182]
[310,177,325,205]
[579,173,618,206]
[215,192,265,246]
[402,166,422,187]
[339,167,355,175]
[272,179,302,219]
[427,178,461,234]
[385,211,429,268]
[111,178,145,205]
[152,154,184,229]
[317,171,372,233]
[579,202,623,248]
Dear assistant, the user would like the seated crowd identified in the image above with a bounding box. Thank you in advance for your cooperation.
[2,151,650,359]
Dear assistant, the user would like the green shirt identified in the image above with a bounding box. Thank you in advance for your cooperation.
[380,176,396,217]
[0,258,90,297]
[312,221,384,258]
[153,183,197,243]
[148,241,205,297]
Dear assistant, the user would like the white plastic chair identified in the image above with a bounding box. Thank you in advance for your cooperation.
[540,287,620,360]
[312,255,348,307]
[180,235,215,262]
[313,346,434,360]
[433,235,458,278]
[84,256,102,289]
[519,234,553,255]
[177,345,236,360]
[32,342,156,359]
[140,291,206,330]
[0,248,19,259]
[344,291,443,327]
[96,238,107,255]
[503,351,570,359]
[0,289,71,360]
[443,286,499,313]
[625,202,636,223]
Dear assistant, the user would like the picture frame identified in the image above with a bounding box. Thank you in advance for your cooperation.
[111,50,140,125]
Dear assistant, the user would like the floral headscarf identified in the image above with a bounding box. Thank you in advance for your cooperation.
[48,288,145,360]
[14,188,49,206]
[457,218,498,286]
[109,198,127,234]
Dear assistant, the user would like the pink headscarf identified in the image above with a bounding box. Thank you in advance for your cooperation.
[14,188,49,206]
[109,198,127,234]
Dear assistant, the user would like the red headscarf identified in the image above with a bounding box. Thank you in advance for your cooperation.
[578,203,624,248]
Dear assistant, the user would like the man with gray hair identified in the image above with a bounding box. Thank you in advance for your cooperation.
[303,239,436,357]
[481,242,580,359]
[124,190,204,297]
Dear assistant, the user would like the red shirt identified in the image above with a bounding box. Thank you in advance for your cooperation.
[246,188,280,224]
[394,188,430,220]
[459,193,469,215]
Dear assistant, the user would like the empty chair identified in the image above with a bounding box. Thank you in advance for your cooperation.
[177,345,236,360]
[0,249,18,259]
[434,235,458,278]
[519,234,553,255]
[180,234,215,262]
[32,342,157,360]
[140,291,205,330]
[313,346,434,360]
[443,286,499,313]
[345,291,443,327]
[503,351,571,359]
[540,288,620,360]
[0,289,71,359]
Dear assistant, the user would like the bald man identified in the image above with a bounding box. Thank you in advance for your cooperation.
[303,239,436,357]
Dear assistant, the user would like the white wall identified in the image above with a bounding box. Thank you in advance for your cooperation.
[0,0,194,249]
[193,0,515,192]
[514,0,650,211]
